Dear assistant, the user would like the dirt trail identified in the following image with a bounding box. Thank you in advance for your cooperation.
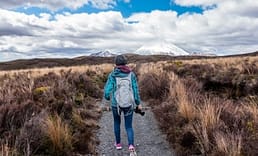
[96,105,175,156]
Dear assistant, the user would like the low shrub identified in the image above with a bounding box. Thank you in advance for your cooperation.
[0,70,102,155]
[139,72,170,101]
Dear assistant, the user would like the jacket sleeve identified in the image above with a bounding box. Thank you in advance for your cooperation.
[131,72,141,105]
[104,73,114,100]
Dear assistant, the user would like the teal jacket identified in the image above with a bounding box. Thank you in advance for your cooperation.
[104,66,141,107]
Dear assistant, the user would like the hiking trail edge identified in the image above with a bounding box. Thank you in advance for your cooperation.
[96,103,175,156]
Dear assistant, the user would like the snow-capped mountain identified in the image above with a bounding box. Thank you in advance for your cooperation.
[135,42,189,56]
[90,50,116,57]
[88,42,207,57]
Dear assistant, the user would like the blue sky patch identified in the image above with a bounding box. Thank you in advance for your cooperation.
[14,0,203,18]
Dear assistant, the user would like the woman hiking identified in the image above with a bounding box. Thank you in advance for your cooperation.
[104,54,142,154]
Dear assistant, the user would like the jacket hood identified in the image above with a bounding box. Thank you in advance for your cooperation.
[112,65,131,77]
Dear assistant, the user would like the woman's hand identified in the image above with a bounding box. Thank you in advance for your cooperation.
[137,104,143,110]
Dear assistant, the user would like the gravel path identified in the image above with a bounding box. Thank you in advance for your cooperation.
[96,107,175,156]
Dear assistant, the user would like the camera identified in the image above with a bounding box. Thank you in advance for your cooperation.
[134,106,145,116]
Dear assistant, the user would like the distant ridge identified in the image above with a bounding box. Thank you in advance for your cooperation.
[0,51,257,71]
[190,52,216,56]
[0,54,175,70]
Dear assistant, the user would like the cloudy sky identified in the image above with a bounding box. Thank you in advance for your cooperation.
[0,0,258,62]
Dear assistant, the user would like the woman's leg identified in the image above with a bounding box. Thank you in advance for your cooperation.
[112,107,121,144]
[124,109,134,146]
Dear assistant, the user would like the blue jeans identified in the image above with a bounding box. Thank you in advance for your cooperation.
[112,106,134,146]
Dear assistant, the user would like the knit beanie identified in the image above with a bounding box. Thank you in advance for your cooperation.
[115,55,127,65]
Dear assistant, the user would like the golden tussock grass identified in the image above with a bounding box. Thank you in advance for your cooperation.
[244,97,258,121]
[191,99,223,154]
[136,56,257,155]
[0,143,18,156]
[1,55,257,155]
[172,80,196,121]
[182,56,258,65]
[0,63,114,78]
[45,114,73,154]
[0,63,108,155]
[191,121,210,154]
[137,61,167,75]
[214,131,242,156]
[174,56,258,73]
[1,144,10,156]
[197,99,222,131]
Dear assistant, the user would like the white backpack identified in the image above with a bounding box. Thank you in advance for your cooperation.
[115,72,135,108]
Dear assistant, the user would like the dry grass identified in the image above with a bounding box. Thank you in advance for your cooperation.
[1,144,10,156]
[45,114,73,155]
[0,143,18,156]
[165,55,258,99]
[181,55,258,65]
[173,80,196,121]
[0,69,103,155]
[136,56,257,155]
[0,54,257,155]
[197,99,222,131]
[139,72,170,101]
[137,61,167,78]
[244,97,258,121]
[189,99,223,154]
[168,55,258,75]
[0,63,114,78]
[191,121,210,154]
[215,131,242,156]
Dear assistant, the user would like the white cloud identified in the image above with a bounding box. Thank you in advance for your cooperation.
[0,0,116,10]
[1,0,258,61]
[174,0,223,7]
[123,0,130,3]
[90,0,116,9]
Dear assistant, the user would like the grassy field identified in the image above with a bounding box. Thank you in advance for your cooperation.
[139,55,258,156]
[0,55,258,155]
[0,65,110,155]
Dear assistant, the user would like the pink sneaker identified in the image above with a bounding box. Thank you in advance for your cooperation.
[114,143,122,150]
[128,145,135,151]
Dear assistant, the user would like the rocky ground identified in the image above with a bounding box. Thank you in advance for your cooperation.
[96,107,175,156]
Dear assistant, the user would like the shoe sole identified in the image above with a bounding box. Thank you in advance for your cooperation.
[114,144,122,150]
[116,147,122,150]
